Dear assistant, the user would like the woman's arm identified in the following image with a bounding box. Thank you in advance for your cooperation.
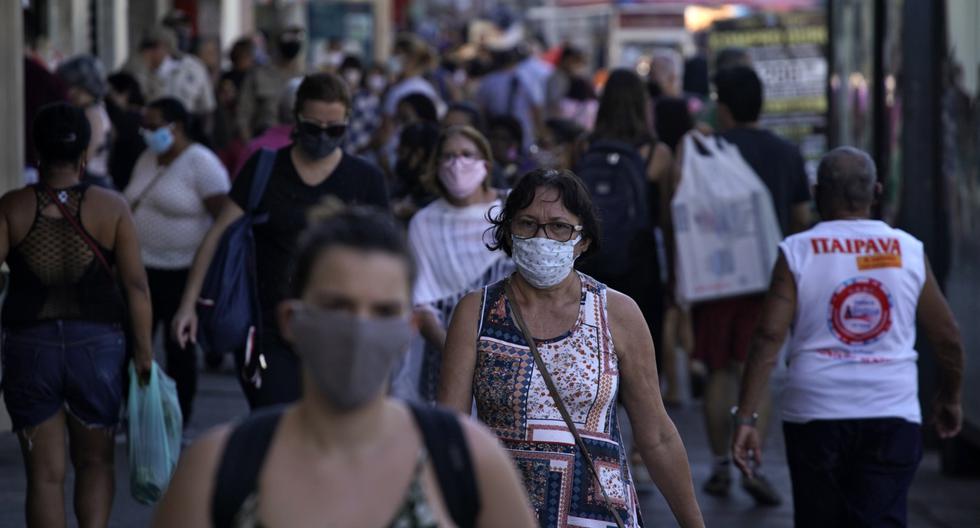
[416,306,447,352]
[436,291,482,414]
[171,199,244,348]
[203,194,227,219]
[608,290,704,528]
[152,426,231,527]
[460,418,537,528]
[112,196,154,377]
[645,142,674,184]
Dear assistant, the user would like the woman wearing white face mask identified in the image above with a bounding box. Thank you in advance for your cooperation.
[154,204,536,528]
[407,126,513,401]
[439,169,705,528]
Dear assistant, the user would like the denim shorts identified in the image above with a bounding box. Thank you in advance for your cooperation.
[1,321,126,432]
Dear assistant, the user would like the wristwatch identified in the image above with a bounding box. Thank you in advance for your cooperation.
[731,406,758,427]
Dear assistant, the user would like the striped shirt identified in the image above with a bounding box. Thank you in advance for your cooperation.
[408,198,513,320]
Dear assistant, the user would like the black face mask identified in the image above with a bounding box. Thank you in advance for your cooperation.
[279,41,302,60]
[294,122,346,160]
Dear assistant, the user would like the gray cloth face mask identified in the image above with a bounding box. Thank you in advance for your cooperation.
[288,306,413,411]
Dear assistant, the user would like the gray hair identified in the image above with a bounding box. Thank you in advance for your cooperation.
[56,55,108,100]
[816,146,877,211]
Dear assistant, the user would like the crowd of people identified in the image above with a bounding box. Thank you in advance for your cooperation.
[7,9,965,528]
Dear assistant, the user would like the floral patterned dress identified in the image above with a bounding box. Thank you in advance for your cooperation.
[472,273,642,527]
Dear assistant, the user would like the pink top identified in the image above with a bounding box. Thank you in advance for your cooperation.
[234,124,294,176]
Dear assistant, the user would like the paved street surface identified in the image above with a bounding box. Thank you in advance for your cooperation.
[1,367,978,527]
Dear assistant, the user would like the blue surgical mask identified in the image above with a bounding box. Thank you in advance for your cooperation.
[142,126,174,154]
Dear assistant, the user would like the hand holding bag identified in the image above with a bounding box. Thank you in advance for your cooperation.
[127,361,183,504]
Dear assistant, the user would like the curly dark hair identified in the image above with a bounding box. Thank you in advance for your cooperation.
[487,168,600,259]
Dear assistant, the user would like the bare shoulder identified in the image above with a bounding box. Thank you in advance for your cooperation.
[171,423,233,491]
[456,290,484,313]
[449,290,485,329]
[603,287,650,354]
[458,413,501,454]
[604,287,643,323]
[0,187,36,214]
[184,424,233,467]
[84,186,130,215]
[152,424,233,527]
[456,413,515,482]
[653,141,673,161]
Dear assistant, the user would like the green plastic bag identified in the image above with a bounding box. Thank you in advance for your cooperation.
[127,361,183,504]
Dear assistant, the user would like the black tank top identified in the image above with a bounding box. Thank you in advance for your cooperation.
[2,184,126,328]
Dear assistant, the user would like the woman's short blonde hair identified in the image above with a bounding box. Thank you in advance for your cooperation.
[423,125,495,198]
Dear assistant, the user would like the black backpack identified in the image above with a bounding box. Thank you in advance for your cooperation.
[211,403,480,527]
[574,139,651,278]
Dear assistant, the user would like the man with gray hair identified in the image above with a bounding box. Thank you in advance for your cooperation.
[132,25,215,117]
[732,147,964,527]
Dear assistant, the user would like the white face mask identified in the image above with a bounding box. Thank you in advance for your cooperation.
[511,235,581,289]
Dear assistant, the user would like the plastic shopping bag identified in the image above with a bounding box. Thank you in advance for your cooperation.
[672,132,783,304]
[127,361,183,504]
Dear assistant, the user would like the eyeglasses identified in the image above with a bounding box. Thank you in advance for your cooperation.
[297,118,347,139]
[511,218,583,242]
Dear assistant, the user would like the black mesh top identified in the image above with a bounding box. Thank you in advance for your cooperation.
[2,184,126,328]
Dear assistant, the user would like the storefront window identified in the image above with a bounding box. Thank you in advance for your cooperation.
[828,0,874,153]
[942,0,980,429]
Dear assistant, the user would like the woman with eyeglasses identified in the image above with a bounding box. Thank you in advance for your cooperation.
[439,169,704,527]
[155,204,536,528]
[123,97,230,424]
[407,126,513,401]
[171,73,390,409]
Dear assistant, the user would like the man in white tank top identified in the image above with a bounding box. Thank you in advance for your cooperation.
[731,147,964,527]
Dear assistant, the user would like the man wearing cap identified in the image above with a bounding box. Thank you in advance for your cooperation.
[237,27,307,140]
[732,147,965,527]
[133,25,215,118]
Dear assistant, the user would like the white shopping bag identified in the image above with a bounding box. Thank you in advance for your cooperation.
[671,132,783,304]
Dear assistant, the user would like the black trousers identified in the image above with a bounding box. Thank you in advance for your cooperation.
[146,267,196,424]
[783,418,922,528]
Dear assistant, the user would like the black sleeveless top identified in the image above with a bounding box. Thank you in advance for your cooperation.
[2,184,126,328]
[211,403,480,528]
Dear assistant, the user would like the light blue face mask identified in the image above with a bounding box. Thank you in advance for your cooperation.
[142,125,174,154]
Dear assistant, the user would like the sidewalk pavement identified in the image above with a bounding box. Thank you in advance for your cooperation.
[0,369,977,526]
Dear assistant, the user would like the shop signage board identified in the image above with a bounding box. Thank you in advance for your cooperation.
[709,10,828,182]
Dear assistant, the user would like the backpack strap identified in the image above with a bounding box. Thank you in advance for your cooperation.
[408,403,480,528]
[211,406,286,528]
[246,149,276,213]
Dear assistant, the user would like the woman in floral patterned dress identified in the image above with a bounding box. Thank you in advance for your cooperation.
[439,169,704,527]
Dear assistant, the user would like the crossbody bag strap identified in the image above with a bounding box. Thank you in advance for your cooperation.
[504,281,627,528]
[129,166,168,211]
[41,186,113,277]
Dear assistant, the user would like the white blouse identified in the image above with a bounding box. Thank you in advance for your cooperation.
[124,144,230,269]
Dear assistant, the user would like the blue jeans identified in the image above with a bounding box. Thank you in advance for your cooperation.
[1,321,126,432]
[783,418,922,528]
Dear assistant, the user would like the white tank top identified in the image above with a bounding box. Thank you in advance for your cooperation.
[779,219,926,423]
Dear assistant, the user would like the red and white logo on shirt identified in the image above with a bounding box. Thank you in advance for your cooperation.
[827,277,894,346]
